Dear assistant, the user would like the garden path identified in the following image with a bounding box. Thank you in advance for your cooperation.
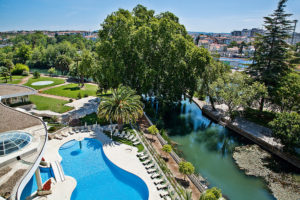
[18,74,32,85]
[138,116,201,200]
[35,93,73,101]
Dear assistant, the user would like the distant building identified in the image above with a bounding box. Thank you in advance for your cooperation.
[231,31,242,37]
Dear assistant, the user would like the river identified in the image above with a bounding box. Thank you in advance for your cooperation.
[144,98,276,200]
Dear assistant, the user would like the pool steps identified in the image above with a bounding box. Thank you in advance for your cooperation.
[50,161,65,182]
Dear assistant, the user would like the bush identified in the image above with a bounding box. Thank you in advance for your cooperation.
[69,99,73,103]
[11,63,29,75]
[84,93,88,97]
[77,93,82,99]
[33,71,40,78]
[200,187,222,200]
[48,126,57,133]
[269,112,300,151]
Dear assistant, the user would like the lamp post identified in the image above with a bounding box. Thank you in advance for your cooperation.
[291,20,298,45]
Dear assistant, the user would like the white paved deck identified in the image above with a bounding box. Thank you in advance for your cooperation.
[42,128,161,200]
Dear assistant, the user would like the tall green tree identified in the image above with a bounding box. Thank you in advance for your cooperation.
[94,5,211,103]
[14,44,32,64]
[269,112,300,151]
[178,161,195,181]
[197,60,229,110]
[0,67,10,83]
[77,50,94,87]
[55,55,72,75]
[97,85,144,129]
[210,72,267,119]
[249,0,293,110]
[2,59,14,82]
[274,72,300,112]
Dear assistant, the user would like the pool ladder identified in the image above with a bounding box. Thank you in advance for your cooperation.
[50,161,65,182]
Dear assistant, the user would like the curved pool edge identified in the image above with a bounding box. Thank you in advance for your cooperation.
[43,129,161,200]
[58,138,151,200]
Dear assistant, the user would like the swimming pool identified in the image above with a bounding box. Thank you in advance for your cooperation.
[59,138,149,200]
[21,167,54,200]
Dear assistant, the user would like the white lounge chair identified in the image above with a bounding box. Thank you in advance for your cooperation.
[139,155,149,160]
[147,169,157,174]
[128,135,135,140]
[133,141,140,146]
[137,152,146,157]
[154,179,164,185]
[142,160,152,166]
[151,173,161,179]
[157,184,168,190]
[69,131,74,135]
[54,135,63,140]
[159,191,169,198]
[61,133,68,137]
[145,164,155,170]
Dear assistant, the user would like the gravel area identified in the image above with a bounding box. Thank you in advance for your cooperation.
[233,145,300,200]
[0,104,41,132]
[0,169,26,198]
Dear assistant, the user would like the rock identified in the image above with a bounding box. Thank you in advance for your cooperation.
[233,145,300,200]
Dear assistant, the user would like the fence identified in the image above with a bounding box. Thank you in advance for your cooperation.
[144,112,208,193]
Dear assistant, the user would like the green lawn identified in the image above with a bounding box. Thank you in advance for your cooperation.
[29,95,73,113]
[24,76,65,90]
[0,75,24,84]
[42,83,99,98]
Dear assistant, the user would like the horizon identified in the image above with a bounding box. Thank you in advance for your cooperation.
[0,0,299,33]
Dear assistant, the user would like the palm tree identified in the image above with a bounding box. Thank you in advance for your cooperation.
[98,85,144,130]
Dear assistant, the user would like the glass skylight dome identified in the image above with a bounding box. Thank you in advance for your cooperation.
[0,131,32,156]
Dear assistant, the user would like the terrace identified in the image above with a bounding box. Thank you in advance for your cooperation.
[0,84,48,200]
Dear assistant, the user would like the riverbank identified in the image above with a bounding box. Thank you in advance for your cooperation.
[233,145,300,200]
[191,97,300,169]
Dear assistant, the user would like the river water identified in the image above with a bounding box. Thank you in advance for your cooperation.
[144,98,275,200]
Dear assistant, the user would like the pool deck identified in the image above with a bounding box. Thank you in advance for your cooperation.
[42,128,162,200]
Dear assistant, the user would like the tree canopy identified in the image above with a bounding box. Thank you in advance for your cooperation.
[97,85,143,128]
[94,5,211,102]
[269,112,300,151]
[249,0,293,108]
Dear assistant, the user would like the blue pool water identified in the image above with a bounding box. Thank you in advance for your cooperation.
[21,167,53,200]
[59,138,149,200]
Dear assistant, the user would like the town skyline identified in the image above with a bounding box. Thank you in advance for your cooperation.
[0,0,299,33]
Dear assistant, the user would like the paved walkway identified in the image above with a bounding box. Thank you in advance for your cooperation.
[43,127,162,200]
[138,116,201,200]
[35,93,73,101]
[18,74,32,85]
[39,82,69,92]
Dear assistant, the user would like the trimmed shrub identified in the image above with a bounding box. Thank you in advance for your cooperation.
[33,71,40,78]
[11,63,29,75]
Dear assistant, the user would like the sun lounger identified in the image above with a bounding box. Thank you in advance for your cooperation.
[139,155,149,160]
[159,191,169,198]
[157,184,168,190]
[142,160,152,166]
[154,179,164,185]
[145,164,155,169]
[151,173,161,179]
[69,131,74,135]
[128,135,135,140]
[137,152,146,157]
[133,141,140,146]
[54,135,63,140]
[147,169,157,174]
[131,137,138,142]
[62,133,68,137]
[119,132,126,138]
[75,129,79,133]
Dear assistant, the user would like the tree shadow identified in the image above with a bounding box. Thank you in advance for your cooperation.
[175,177,190,188]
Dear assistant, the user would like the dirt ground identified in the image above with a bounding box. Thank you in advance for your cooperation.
[138,116,201,200]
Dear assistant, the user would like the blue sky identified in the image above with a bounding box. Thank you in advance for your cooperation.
[0,0,299,32]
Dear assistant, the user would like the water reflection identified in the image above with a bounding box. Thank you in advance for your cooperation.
[144,97,275,200]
